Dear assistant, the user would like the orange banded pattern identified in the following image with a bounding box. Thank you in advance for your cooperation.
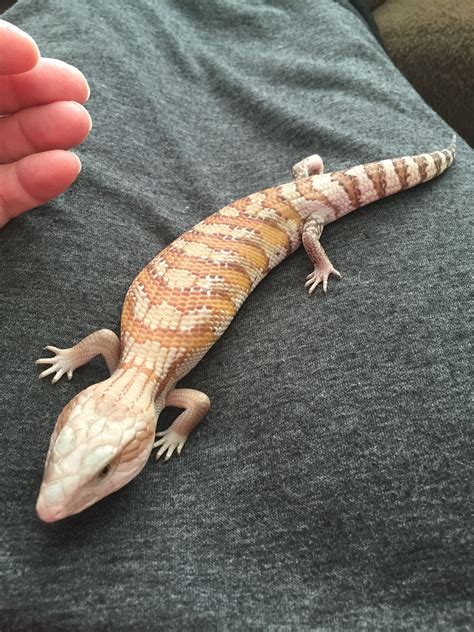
[119,192,304,390]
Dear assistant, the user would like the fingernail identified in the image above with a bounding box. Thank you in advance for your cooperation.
[43,58,90,102]
[72,153,82,174]
[68,101,92,132]
[87,110,92,132]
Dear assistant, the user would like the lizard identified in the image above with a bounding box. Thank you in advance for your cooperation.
[35,137,456,522]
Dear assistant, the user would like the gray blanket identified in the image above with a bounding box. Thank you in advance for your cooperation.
[0,1,471,629]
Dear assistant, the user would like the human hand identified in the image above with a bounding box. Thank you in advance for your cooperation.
[0,20,91,228]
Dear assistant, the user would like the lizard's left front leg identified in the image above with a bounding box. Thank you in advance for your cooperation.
[154,388,211,461]
[303,213,341,295]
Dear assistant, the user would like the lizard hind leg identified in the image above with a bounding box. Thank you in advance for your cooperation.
[303,212,341,295]
[291,154,324,180]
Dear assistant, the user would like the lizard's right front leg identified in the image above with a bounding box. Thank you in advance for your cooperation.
[36,328,120,383]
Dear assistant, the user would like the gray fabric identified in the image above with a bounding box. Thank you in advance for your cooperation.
[0,1,471,630]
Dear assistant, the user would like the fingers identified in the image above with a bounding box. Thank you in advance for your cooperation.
[0,23,91,226]
[0,101,92,163]
[0,150,81,227]
[0,20,40,75]
[0,57,90,114]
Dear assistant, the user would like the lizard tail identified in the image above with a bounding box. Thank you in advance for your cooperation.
[324,136,456,220]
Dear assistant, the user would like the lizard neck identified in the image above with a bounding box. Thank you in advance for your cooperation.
[104,364,172,409]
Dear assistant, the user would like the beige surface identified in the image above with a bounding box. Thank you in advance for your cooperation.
[374,0,474,146]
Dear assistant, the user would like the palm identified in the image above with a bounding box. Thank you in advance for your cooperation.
[0,20,91,228]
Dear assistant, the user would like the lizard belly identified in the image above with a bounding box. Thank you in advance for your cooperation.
[119,189,302,386]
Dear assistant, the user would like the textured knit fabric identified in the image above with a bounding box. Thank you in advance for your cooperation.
[0,1,472,630]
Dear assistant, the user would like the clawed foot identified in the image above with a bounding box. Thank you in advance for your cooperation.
[305,265,342,295]
[36,346,75,383]
[154,429,188,462]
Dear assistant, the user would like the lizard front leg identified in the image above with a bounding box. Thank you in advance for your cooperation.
[154,388,211,461]
[303,213,341,295]
[36,328,120,382]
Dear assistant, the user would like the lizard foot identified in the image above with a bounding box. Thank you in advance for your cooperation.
[305,264,341,295]
[154,429,187,462]
[36,346,76,383]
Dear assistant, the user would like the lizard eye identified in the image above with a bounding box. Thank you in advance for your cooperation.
[98,464,111,479]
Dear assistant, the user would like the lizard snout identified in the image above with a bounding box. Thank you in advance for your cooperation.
[36,496,67,523]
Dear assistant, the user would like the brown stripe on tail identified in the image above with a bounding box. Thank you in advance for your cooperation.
[364,161,387,197]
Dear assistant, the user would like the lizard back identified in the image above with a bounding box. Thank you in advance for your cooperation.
[119,187,303,389]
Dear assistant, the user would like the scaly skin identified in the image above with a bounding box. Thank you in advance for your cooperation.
[35,138,455,522]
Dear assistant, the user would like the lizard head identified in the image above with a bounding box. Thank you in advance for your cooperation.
[36,381,158,522]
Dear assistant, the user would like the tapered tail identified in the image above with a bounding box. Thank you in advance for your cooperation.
[325,135,456,219]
